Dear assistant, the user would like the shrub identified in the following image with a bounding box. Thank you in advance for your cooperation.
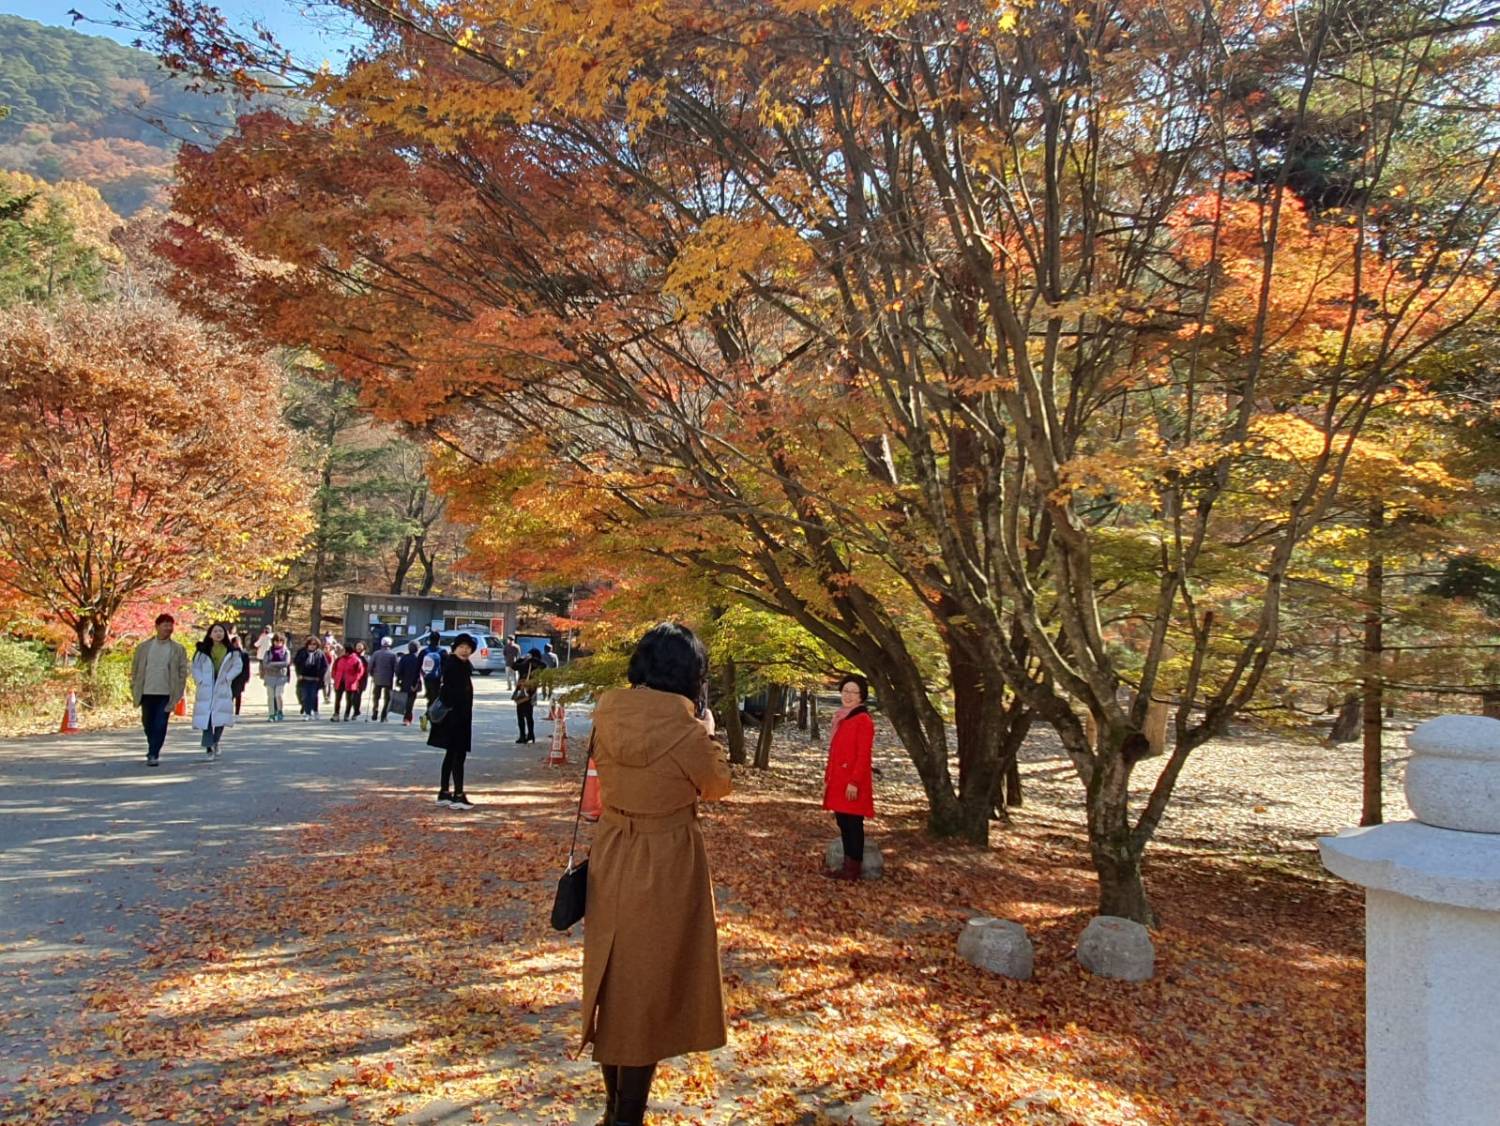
[83,649,133,708]
[0,635,52,710]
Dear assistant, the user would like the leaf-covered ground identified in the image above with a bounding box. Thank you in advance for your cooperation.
[1,727,1366,1125]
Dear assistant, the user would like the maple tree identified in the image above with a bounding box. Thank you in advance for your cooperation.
[142,0,1500,921]
[0,293,311,670]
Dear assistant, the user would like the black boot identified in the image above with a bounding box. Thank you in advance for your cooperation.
[597,1064,619,1126]
[612,1063,655,1125]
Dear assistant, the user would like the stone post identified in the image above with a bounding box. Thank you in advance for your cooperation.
[1319,714,1500,1126]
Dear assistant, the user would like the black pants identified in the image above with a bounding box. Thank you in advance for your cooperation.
[297,679,321,715]
[835,812,865,863]
[400,687,417,721]
[424,678,441,705]
[341,688,364,720]
[372,684,391,720]
[140,694,170,760]
[440,747,466,795]
[516,701,534,741]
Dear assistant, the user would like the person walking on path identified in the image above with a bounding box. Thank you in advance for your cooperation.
[542,642,560,700]
[503,635,521,690]
[512,648,544,744]
[322,640,339,705]
[228,626,251,716]
[428,632,476,809]
[332,640,370,722]
[260,633,292,721]
[821,675,875,880]
[292,636,329,720]
[394,641,423,726]
[368,636,399,722]
[419,632,444,729]
[129,613,189,767]
[253,625,273,666]
[580,622,732,1126]
[191,622,243,760]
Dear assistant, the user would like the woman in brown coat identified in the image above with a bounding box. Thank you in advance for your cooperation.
[581,623,731,1126]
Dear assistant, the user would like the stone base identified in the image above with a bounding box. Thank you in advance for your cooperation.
[1322,819,1500,1126]
[1076,916,1154,981]
[823,838,884,880]
[957,917,1033,979]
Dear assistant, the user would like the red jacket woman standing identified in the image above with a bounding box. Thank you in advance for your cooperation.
[822,674,875,880]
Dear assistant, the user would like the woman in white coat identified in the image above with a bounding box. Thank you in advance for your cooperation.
[192,622,244,759]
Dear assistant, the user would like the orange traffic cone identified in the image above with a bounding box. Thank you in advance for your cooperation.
[173,695,187,717]
[59,690,82,734]
[581,757,602,823]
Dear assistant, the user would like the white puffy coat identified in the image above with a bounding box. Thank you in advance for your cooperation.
[191,648,244,731]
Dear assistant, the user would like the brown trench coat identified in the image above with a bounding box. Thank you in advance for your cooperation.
[580,686,732,1066]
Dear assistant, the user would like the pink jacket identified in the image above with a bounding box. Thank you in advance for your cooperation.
[332,652,369,692]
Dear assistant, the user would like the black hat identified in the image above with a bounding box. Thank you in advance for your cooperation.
[453,632,478,651]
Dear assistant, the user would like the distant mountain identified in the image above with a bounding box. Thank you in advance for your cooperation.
[0,15,245,216]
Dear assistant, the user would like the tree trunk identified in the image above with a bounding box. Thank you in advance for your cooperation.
[1361,504,1385,827]
[74,617,107,675]
[416,541,437,595]
[1087,731,1155,925]
[722,656,746,766]
[1484,691,1500,721]
[949,619,1030,845]
[809,692,820,743]
[752,685,782,769]
[1005,756,1023,807]
[1329,694,1361,743]
[1093,834,1153,925]
[389,537,415,595]
[797,687,809,731]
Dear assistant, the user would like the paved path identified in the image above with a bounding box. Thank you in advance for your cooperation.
[0,676,584,1087]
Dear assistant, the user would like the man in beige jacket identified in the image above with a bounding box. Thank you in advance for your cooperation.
[129,613,189,767]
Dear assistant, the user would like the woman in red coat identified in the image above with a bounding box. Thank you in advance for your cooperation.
[822,674,875,880]
[331,640,371,722]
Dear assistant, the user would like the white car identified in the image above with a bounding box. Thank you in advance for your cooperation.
[438,629,507,676]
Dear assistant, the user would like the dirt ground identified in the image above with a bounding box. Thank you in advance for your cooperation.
[798,712,1415,857]
[0,699,1401,1125]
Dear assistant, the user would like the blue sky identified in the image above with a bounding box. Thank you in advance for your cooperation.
[3,0,368,66]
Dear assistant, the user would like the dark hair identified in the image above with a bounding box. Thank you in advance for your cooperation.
[154,612,174,626]
[407,641,418,653]
[196,621,231,656]
[453,632,477,652]
[839,674,870,703]
[626,622,708,702]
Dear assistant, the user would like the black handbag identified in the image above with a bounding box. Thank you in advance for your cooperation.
[550,745,593,931]
[428,699,451,724]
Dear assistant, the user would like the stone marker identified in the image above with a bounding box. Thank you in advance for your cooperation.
[956,917,1033,979]
[1076,915,1154,981]
[1321,714,1500,1126]
[823,838,884,880]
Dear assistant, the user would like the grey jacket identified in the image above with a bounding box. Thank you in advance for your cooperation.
[368,646,400,688]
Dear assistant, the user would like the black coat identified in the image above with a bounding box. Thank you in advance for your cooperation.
[293,648,328,681]
[395,652,423,693]
[229,640,251,696]
[426,653,474,755]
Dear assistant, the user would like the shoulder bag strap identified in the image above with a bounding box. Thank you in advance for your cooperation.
[565,731,594,872]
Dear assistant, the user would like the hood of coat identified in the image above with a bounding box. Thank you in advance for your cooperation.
[593,686,701,768]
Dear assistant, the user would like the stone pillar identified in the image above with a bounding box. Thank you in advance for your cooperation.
[1320,714,1500,1126]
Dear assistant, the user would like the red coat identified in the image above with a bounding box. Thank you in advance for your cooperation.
[332,652,369,692]
[822,709,875,817]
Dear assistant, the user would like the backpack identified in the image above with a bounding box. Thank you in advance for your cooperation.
[421,652,441,678]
